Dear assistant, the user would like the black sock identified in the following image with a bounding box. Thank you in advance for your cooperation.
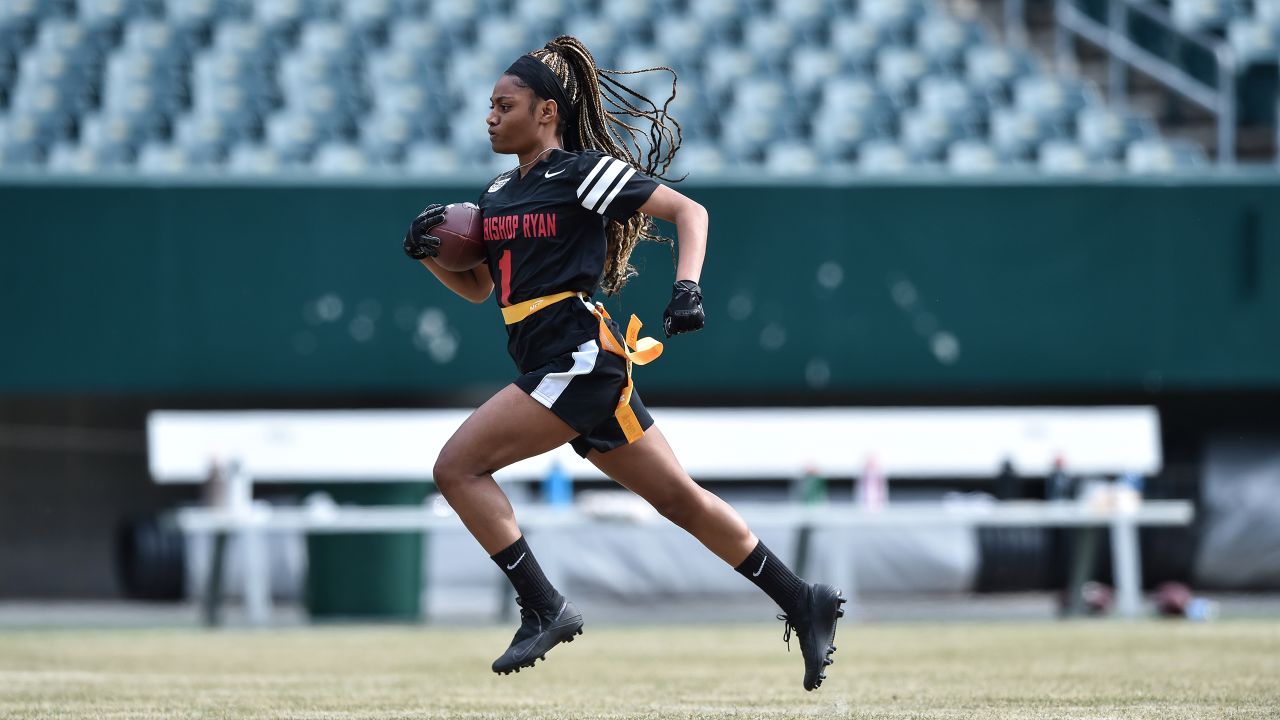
[491,536,563,610]
[735,540,806,614]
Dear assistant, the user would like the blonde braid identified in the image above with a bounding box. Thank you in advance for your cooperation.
[527,36,683,296]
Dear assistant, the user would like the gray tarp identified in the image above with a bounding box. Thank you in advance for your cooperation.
[1195,436,1280,589]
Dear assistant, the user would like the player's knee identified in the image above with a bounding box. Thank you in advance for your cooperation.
[432,451,471,496]
[652,487,705,528]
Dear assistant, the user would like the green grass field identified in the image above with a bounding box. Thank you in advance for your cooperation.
[1,620,1276,719]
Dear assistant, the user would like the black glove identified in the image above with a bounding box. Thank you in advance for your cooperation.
[663,280,705,338]
[403,203,446,260]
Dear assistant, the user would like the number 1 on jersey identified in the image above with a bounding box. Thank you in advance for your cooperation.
[498,249,513,306]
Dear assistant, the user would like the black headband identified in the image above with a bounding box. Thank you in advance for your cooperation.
[505,54,576,135]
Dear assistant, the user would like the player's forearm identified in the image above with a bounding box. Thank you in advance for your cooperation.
[673,201,708,283]
[418,258,494,303]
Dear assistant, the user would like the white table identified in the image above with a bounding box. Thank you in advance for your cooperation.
[174,499,1193,625]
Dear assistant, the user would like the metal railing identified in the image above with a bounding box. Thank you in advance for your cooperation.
[1053,0,1238,164]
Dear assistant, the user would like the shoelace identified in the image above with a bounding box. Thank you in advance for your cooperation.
[777,613,793,652]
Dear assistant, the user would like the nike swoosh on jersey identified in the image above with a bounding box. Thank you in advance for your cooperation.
[545,168,566,178]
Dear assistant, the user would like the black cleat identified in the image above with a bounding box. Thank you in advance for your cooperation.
[492,596,584,675]
[777,583,846,691]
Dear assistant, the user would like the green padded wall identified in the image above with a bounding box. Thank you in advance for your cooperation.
[2,175,1276,395]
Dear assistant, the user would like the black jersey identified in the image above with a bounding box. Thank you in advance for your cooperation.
[477,148,659,372]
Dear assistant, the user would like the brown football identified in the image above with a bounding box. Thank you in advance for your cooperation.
[432,202,485,272]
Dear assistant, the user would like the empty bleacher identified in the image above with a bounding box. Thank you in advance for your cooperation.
[0,0,1215,175]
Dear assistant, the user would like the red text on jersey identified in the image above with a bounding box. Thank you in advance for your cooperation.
[483,212,558,242]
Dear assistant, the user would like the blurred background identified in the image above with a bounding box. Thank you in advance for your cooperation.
[1,0,1278,627]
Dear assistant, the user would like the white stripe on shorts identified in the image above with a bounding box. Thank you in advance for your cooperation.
[530,340,600,409]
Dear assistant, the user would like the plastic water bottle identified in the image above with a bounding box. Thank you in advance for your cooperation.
[543,460,573,507]
[1186,597,1220,621]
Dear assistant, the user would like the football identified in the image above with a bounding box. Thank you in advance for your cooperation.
[432,202,485,272]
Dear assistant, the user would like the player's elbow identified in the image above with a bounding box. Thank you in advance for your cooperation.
[686,197,706,220]
[679,199,708,227]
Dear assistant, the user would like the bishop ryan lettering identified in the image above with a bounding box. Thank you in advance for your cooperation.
[484,213,557,241]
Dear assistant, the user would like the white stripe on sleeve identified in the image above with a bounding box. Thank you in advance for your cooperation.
[575,157,611,199]
[529,340,601,408]
[581,159,627,212]
[595,167,636,215]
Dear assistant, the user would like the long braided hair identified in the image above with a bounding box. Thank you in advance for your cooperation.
[511,36,682,296]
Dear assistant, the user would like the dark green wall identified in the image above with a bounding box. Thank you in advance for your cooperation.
[3,175,1276,395]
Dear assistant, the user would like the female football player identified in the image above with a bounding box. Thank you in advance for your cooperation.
[403,36,843,691]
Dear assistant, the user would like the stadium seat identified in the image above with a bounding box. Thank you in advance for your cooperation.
[359,111,412,165]
[0,114,45,168]
[789,47,842,98]
[173,111,233,164]
[819,75,891,113]
[211,21,275,63]
[599,0,656,26]
[386,20,448,61]
[562,16,622,65]
[1076,106,1157,161]
[652,15,707,68]
[136,142,191,174]
[861,0,925,34]
[312,141,367,174]
[828,17,886,72]
[687,0,741,39]
[254,0,306,37]
[121,20,189,61]
[1227,20,1280,65]
[857,139,911,172]
[1171,0,1246,32]
[1013,76,1100,124]
[763,140,821,175]
[1037,139,1091,173]
[916,74,985,123]
[225,143,283,174]
[404,141,463,175]
[945,139,999,174]
[964,45,1038,99]
[512,0,566,29]
[265,110,320,163]
[990,107,1061,161]
[1256,0,1280,26]
[742,15,797,66]
[900,108,972,161]
[876,46,928,99]
[342,0,392,40]
[813,107,894,159]
[916,14,986,71]
[475,18,535,64]
[298,21,362,64]
[668,141,726,177]
[443,52,505,100]
[1125,138,1209,172]
[79,0,152,36]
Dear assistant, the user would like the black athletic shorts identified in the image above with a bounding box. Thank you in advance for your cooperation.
[512,315,654,458]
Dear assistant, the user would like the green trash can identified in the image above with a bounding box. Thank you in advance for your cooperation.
[305,482,431,621]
